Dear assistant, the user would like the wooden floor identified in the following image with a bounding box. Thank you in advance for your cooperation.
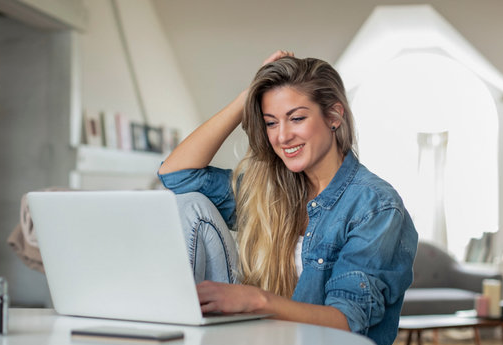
[393,329,502,345]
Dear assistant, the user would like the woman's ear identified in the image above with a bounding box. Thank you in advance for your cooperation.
[329,103,344,129]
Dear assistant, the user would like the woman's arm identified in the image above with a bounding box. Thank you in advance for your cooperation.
[196,281,350,330]
[159,90,247,174]
[159,50,294,175]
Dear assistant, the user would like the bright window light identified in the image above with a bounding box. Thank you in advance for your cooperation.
[351,52,499,260]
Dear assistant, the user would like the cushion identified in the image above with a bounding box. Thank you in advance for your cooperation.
[401,288,477,315]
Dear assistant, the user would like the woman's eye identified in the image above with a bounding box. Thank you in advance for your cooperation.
[292,116,306,122]
[265,121,276,127]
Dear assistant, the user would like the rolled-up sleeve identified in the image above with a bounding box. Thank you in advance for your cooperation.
[157,166,236,229]
[325,207,416,335]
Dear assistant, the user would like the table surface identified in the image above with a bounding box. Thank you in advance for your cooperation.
[1,308,376,345]
[399,314,503,330]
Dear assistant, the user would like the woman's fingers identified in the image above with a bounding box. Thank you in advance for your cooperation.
[198,285,231,313]
[197,281,258,314]
[200,301,219,314]
[197,280,219,303]
[262,50,294,66]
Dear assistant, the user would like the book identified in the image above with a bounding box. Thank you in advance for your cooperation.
[100,111,118,149]
[83,110,103,147]
[115,113,132,151]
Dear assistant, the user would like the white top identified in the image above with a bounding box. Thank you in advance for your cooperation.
[295,236,304,277]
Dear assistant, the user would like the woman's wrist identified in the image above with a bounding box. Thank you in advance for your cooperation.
[253,288,273,313]
[234,89,248,117]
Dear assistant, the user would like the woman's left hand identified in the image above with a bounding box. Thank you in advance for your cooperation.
[197,281,267,314]
[197,280,350,330]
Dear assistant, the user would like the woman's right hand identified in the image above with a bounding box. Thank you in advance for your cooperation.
[262,50,294,66]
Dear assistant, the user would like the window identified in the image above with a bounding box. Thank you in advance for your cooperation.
[335,5,503,261]
[351,52,498,260]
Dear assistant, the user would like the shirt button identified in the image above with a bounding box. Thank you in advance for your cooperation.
[360,282,367,289]
[311,202,317,208]
[318,258,324,264]
[306,232,311,237]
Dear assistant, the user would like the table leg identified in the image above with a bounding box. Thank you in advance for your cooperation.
[473,327,481,345]
[406,330,413,345]
[417,330,422,345]
[433,329,439,345]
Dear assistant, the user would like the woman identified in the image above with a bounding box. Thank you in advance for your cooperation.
[158,51,417,345]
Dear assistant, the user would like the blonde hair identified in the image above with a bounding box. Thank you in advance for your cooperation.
[233,57,356,297]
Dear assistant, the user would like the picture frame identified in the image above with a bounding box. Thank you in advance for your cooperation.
[131,123,148,151]
[145,126,164,153]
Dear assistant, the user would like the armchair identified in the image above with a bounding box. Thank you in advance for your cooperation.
[401,241,502,315]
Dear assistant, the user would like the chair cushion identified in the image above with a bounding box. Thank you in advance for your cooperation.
[411,242,457,288]
[401,288,477,315]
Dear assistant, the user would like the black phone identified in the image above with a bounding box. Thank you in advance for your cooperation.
[71,326,184,342]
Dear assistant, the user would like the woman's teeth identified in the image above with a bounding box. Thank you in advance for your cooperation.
[284,145,303,154]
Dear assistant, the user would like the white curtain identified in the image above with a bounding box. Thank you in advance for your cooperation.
[415,131,448,249]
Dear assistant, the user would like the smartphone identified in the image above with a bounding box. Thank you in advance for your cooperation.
[71,326,184,342]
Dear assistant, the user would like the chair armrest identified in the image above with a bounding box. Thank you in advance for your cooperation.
[448,263,501,292]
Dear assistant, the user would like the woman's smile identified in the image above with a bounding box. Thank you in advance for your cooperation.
[283,144,304,156]
[261,86,339,177]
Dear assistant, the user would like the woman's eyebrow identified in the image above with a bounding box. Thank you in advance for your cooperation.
[286,106,309,116]
[263,106,310,118]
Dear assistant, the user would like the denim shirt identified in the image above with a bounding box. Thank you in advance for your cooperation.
[158,152,418,345]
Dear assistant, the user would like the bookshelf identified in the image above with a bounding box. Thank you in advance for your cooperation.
[70,145,165,190]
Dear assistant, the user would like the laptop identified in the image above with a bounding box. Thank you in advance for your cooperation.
[27,190,269,325]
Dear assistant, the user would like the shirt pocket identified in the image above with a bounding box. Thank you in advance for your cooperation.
[304,242,340,271]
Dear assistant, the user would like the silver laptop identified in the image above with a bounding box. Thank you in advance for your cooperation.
[27,190,268,325]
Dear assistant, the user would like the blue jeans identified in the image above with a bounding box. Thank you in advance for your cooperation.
[175,192,239,284]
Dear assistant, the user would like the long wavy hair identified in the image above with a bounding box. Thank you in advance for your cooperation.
[232,56,356,297]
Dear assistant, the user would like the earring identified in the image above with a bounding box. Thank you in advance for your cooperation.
[331,126,337,132]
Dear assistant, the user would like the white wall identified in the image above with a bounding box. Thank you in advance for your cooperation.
[0,16,75,307]
[79,0,201,139]
[0,0,201,307]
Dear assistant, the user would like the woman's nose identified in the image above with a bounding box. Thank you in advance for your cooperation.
[278,123,293,144]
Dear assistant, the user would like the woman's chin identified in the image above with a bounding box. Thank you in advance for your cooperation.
[283,163,305,174]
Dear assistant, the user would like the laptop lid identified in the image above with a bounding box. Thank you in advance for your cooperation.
[28,190,206,325]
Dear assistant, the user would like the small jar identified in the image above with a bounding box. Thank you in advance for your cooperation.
[0,277,8,335]
[475,294,490,318]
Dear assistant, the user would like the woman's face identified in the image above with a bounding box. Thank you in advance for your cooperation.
[261,86,340,177]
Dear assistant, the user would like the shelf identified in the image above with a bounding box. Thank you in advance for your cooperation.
[75,145,165,174]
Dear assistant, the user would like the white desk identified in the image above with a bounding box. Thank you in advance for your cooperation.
[1,308,375,345]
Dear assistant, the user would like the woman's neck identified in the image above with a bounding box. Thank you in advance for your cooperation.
[306,152,344,199]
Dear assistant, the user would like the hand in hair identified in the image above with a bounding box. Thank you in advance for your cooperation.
[158,50,293,175]
[262,50,294,66]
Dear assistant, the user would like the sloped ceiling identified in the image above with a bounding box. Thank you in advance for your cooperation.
[336,4,503,93]
[153,0,503,120]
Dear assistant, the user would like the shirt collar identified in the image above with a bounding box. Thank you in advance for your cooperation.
[312,150,359,209]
